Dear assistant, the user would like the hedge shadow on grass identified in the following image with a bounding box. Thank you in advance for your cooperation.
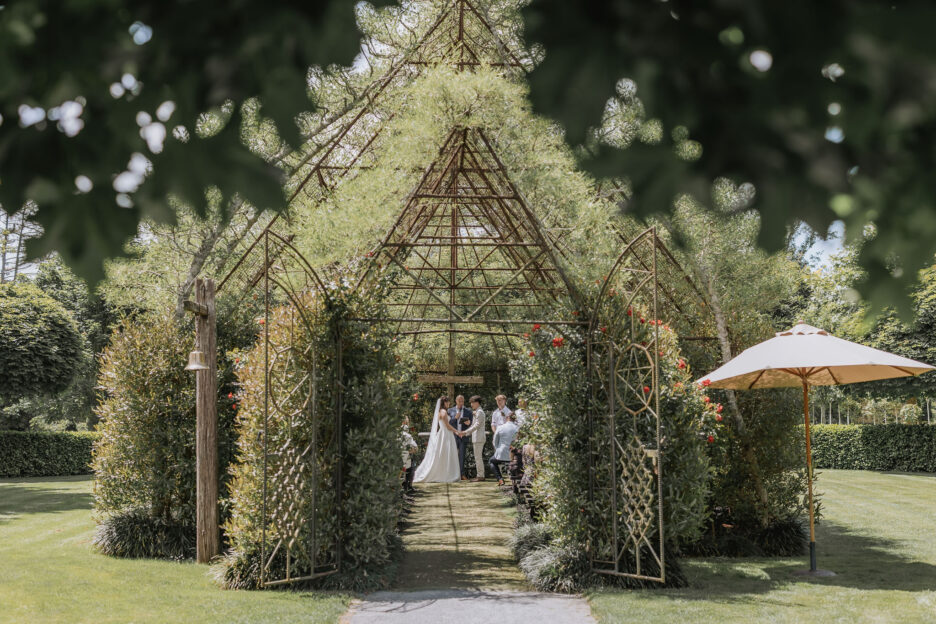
[0,478,93,525]
[665,520,936,603]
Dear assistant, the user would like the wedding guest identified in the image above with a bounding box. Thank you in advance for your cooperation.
[514,398,529,427]
[400,418,417,493]
[489,413,519,486]
[490,394,512,433]
[464,395,487,481]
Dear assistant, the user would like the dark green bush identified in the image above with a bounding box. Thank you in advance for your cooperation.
[93,507,195,560]
[0,431,99,477]
[0,282,83,401]
[92,310,198,530]
[812,424,936,472]
[685,516,806,557]
[92,303,253,561]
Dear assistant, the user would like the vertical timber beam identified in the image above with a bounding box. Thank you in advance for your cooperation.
[195,278,220,564]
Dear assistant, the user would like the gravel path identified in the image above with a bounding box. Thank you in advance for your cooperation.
[342,481,595,623]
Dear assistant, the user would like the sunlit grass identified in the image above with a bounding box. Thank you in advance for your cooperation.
[589,469,936,623]
[0,476,349,624]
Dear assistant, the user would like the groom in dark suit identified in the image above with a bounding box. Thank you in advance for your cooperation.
[448,394,472,481]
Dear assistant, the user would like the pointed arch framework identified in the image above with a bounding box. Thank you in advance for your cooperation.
[220,0,532,297]
[208,0,720,591]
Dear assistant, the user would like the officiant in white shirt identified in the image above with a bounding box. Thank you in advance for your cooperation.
[490,394,512,433]
[464,396,487,481]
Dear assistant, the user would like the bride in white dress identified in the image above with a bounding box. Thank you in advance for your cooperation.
[413,396,461,483]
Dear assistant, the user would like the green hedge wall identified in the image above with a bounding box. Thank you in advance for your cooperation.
[811,425,936,472]
[0,431,99,477]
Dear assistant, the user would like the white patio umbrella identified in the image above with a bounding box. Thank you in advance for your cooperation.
[698,322,934,576]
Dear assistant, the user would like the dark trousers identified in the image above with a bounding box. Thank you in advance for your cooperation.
[489,458,509,482]
[455,434,468,477]
[403,466,414,491]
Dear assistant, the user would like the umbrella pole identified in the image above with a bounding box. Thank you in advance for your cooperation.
[803,381,817,572]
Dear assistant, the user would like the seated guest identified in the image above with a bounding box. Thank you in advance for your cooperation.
[489,412,519,486]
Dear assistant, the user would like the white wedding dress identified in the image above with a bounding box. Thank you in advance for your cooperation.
[413,399,460,483]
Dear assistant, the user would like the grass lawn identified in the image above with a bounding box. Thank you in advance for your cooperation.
[589,469,936,623]
[0,476,350,624]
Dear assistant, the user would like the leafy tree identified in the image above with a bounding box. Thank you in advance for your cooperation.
[5,0,933,313]
[0,203,41,283]
[521,0,936,312]
[664,195,809,531]
[0,282,82,406]
[22,256,114,429]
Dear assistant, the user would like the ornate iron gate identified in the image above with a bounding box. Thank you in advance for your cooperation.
[220,230,343,587]
[587,227,666,583]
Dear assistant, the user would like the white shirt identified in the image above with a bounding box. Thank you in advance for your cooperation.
[491,405,513,431]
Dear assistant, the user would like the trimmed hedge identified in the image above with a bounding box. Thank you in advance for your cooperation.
[811,424,936,472]
[0,431,99,477]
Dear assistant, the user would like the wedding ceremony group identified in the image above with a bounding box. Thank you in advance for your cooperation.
[4,1,936,623]
[402,394,526,488]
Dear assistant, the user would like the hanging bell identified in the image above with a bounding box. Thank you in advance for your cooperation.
[185,349,209,372]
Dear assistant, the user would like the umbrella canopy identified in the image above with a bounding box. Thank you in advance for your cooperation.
[698,323,934,389]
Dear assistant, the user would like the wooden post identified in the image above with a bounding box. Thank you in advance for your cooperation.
[195,278,219,564]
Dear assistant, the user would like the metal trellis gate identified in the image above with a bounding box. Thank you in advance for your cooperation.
[587,227,666,583]
[219,230,343,587]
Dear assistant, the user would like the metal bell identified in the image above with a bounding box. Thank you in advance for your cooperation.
[185,349,209,371]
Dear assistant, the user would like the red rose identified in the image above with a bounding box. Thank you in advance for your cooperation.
[643,385,651,393]
[366,251,373,257]
[532,324,541,332]
[552,336,565,348]
[664,324,670,331]
[674,382,683,388]
[659,350,664,357]
[627,308,633,316]
[640,317,646,324]
[529,351,536,357]
[703,396,711,403]
[716,415,723,422]
[523,332,530,338]
[227,392,233,399]
[413,393,419,401]
[232,404,238,410]
[707,435,715,444]
[234,358,240,364]
[678,359,686,369]
[701,379,712,387]
[258,318,265,325]
[716,404,724,413]
[572,310,579,316]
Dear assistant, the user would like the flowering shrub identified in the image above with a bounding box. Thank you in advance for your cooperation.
[509,302,722,588]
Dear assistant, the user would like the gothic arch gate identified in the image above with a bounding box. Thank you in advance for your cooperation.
[218,230,343,587]
[586,227,666,583]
